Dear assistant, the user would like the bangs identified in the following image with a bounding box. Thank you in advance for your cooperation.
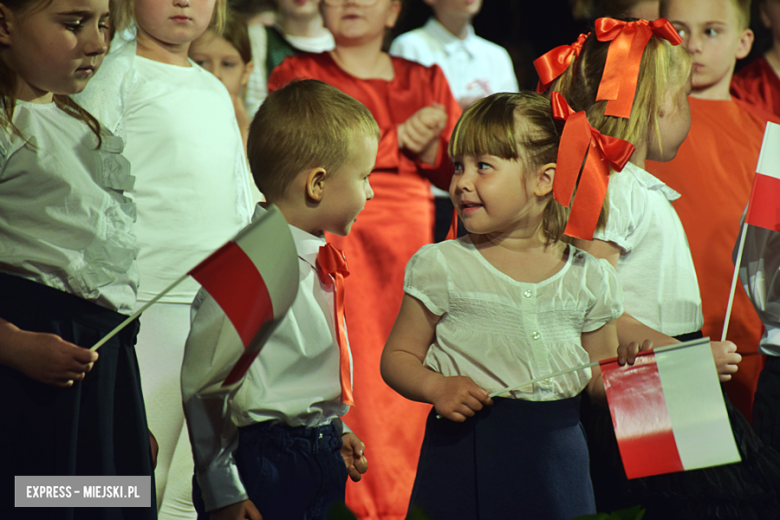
[448,97,520,160]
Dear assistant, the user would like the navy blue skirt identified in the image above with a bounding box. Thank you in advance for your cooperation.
[0,273,156,520]
[409,396,595,520]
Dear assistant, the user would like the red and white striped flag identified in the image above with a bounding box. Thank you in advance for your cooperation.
[189,205,299,386]
[600,338,741,479]
[745,122,780,231]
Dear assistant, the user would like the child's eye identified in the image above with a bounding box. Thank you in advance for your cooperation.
[477,162,491,170]
[194,60,207,68]
[222,60,238,68]
[64,21,83,31]
[673,25,686,38]
[704,28,719,37]
[453,162,463,172]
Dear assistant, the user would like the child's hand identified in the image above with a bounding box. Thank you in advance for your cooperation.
[398,103,448,164]
[617,340,653,366]
[210,500,262,520]
[431,375,492,422]
[710,340,741,382]
[2,327,98,387]
[340,432,368,482]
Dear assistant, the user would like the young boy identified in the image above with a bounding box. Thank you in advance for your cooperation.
[647,0,780,419]
[243,0,334,116]
[181,79,379,520]
[389,0,517,111]
[732,0,780,117]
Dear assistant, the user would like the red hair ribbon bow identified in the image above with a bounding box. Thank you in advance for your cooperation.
[534,33,590,94]
[317,243,354,407]
[595,17,682,119]
[550,91,635,240]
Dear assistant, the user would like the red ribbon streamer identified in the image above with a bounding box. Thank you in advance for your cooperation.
[595,17,682,118]
[550,91,635,240]
[534,33,590,93]
[317,243,355,407]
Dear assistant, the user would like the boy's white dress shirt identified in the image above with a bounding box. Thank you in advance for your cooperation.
[181,209,351,512]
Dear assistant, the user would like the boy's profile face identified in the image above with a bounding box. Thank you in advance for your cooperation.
[318,133,377,236]
[664,0,753,98]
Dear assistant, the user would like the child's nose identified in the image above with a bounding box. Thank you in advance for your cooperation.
[84,27,108,57]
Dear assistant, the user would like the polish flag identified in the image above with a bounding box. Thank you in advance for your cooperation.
[189,204,299,386]
[600,338,741,479]
[745,122,780,231]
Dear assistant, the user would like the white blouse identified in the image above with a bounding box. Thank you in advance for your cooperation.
[0,102,138,314]
[594,162,704,336]
[405,238,623,401]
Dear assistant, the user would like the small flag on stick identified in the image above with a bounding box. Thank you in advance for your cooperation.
[190,205,298,386]
[601,338,740,479]
[91,205,298,387]
[745,122,780,232]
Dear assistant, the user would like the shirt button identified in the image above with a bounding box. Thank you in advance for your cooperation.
[523,290,532,298]
[532,332,541,340]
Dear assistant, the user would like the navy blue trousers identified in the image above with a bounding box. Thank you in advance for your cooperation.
[193,422,347,520]
[754,356,780,452]
[409,396,595,520]
[0,273,156,520]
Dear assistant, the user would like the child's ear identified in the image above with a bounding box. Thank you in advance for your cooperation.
[735,28,755,60]
[385,0,402,30]
[534,163,556,197]
[0,4,14,45]
[241,61,254,88]
[305,167,328,202]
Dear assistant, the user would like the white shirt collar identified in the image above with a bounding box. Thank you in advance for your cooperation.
[623,162,681,202]
[289,225,327,271]
[424,17,478,58]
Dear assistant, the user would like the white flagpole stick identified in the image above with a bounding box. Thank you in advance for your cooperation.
[722,223,749,342]
[90,272,190,351]
[489,360,599,398]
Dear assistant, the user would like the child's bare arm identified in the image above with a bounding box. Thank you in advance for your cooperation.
[381,295,492,422]
[0,318,98,387]
[576,238,741,381]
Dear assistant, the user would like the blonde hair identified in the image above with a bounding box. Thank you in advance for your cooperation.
[550,30,691,156]
[0,0,102,143]
[112,0,228,36]
[449,92,584,245]
[659,0,751,29]
[248,79,380,202]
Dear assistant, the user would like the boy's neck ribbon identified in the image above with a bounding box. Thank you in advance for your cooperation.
[534,33,590,94]
[317,243,355,407]
[551,91,635,240]
[595,17,682,118]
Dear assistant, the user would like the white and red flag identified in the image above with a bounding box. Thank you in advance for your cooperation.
[745,122,780,231]
[600,338,740,479]
[92,204,298,386]
[189,205,298,385]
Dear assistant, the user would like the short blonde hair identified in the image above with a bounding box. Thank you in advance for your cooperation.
[551,30,691,157]
[111,0,228,36]
[449,92,584,245]
[660,0,751,29]
[248,79,380,202]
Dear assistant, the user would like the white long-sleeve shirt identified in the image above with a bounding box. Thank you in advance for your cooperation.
[181,220,352,512]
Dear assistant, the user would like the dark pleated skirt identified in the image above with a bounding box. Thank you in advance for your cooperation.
[409,396,595,520]
[0,273,156,520]
[583,331,780,520]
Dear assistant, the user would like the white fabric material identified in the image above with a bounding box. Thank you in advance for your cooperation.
[390,17,518,106]
[736,216,780,356]
[0,101,138,314]
[405,238,623,400]
[181,219,350,512]
[76,40,254,304]
[594,162,703,336]
[243,25,334,118]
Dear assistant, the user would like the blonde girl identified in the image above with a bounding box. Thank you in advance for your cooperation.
[545,18,780,518]
[75,0,255,517]
[0,0,155,517]
[381,91,634,519]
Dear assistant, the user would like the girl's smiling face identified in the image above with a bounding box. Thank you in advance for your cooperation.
[321,0,400,46]
[0,0,110,102]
